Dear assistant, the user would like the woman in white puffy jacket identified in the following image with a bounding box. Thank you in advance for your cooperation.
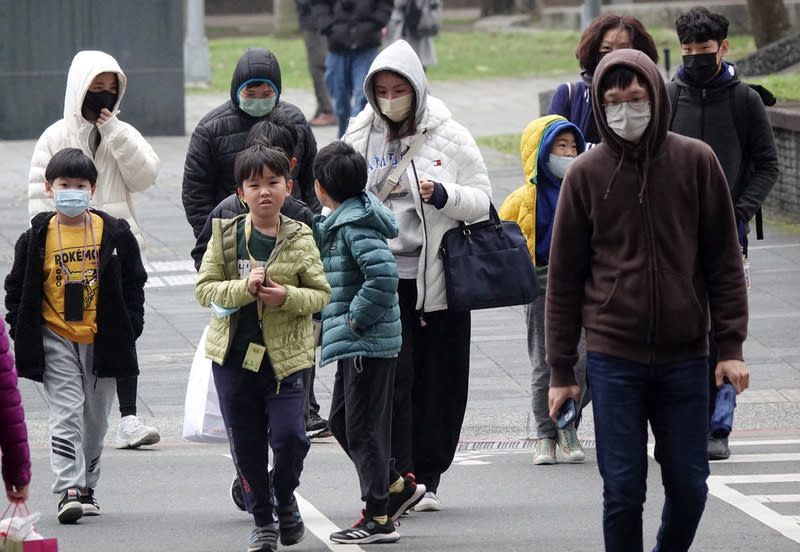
[344,39,491,512]
[28,50,160,451]
[28,50,159,250]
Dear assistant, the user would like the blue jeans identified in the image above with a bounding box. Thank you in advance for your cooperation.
[587,352,710,552]
[325,48,377,137]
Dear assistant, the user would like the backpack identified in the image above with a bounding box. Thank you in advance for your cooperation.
[668,81,776,240]
[405,0,443,37]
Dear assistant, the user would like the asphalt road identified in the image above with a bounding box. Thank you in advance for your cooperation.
[2,77,800,551]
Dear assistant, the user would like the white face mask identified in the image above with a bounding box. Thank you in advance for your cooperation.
[605,101,652,143]
[546,154,575,179]
[376,94,413,123]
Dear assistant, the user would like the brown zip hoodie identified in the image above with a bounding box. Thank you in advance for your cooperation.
[545,49,748,387]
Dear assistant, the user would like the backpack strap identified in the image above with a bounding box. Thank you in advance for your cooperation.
[730,82,765,240]
[666,81,680,131]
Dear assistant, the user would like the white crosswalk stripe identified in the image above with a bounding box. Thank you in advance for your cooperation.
[704,440,800,544]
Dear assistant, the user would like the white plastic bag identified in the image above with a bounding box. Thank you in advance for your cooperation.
[0,509,41,542]
[182,326,228,443]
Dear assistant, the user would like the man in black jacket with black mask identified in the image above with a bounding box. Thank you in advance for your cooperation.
[182,47,321,239]
[667,7,778,461]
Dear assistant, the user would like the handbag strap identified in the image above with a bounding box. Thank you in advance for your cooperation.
[375,131,427,202]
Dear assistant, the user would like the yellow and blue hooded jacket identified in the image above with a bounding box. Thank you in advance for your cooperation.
[499,115,585,286]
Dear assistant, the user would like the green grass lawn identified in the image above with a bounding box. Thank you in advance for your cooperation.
[194,26,798,102]
[190,28,769,93]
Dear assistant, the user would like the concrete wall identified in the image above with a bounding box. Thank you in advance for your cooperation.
[764,104,800,221]
[0,1,184,139]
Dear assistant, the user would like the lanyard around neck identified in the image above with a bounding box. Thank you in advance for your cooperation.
[244,215,279,322]
[56,213,98,285]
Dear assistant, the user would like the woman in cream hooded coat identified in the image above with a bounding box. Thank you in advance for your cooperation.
[28,50,159,250]
[344,39,491,511]
[27,50,160,451]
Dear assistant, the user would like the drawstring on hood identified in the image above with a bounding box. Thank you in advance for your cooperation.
[592,49,668,203]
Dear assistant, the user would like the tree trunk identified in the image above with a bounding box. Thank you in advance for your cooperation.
[747,0,791,48]
[273,0,299,37]
[481,0,516,17]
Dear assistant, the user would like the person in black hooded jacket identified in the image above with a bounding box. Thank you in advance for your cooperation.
[182,47,321,239]
[667,7,778,461]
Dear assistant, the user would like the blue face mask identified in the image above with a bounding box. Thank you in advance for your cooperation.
[546,154,575,179]
[54,189,91,217]
[239,96,276,117]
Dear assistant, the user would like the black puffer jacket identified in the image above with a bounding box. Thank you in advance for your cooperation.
[4,211,147,382]
[182,48,320,238]
[190,192,315,271]
[311,0,393,53]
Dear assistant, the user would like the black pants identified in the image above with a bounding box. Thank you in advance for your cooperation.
[302,363,321,421]
[329,355,396,517]
[392,278,471,494]
[213,351,310,526]
[116,375,137,417]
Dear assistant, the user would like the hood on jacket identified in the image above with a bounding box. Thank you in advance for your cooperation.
[363,40,428,125]
[316,191,399,241]
[229,48,282,116]
[591,48,669,156]
[520,115,586,186]
[64,50,127,124]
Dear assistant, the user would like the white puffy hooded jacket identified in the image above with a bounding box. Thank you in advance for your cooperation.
[344,40,492,312]
[28,50,159,249]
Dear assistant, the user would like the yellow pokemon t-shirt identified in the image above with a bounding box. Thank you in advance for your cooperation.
[41,214,104,344]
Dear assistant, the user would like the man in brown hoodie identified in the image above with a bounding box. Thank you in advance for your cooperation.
[544,49,749,552]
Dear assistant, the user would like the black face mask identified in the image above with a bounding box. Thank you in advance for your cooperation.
[682,52,720,85]
[83,90,117,114]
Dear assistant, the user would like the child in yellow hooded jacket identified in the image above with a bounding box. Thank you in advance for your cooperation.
[499,115,588,465]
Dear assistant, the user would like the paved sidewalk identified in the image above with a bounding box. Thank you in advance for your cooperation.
[2,77,799,450]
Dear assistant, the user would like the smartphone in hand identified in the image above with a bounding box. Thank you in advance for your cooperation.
[556,397,577,429]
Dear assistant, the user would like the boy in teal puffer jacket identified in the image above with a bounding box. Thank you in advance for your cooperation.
[313,141,405,544]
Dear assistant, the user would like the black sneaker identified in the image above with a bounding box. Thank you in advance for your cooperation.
[708,432,731,460]
[306,412,332,439]
[277,496,306,546]
[388,473,426,521]
[248,523,279,552]
[57,487,83,524]
[80,488,101,516]
[330,511,400,544]
[231,474,246,511]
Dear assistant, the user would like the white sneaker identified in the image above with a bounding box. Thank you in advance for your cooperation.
[115,415,161,449]
[556,428,585,463]
[413,491,443,512]
[532,437,557,465]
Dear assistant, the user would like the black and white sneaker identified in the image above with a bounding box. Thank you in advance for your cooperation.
[388,473,426,521]
[57,487,83,524]
[306,412,332,439]
[80,488,101,516]
[329,511,400,544]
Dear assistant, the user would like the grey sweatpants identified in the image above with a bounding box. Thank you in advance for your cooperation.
[42,326,116,494]
[526,295,589,439]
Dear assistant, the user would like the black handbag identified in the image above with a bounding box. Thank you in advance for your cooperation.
[438,204,539,312]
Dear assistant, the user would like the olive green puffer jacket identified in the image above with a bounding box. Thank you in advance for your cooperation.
[195,214,331,380]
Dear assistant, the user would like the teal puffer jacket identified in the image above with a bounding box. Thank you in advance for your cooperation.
[314,192,401,366]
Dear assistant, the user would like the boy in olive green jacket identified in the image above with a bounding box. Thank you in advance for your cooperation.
[195,145,331,552]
